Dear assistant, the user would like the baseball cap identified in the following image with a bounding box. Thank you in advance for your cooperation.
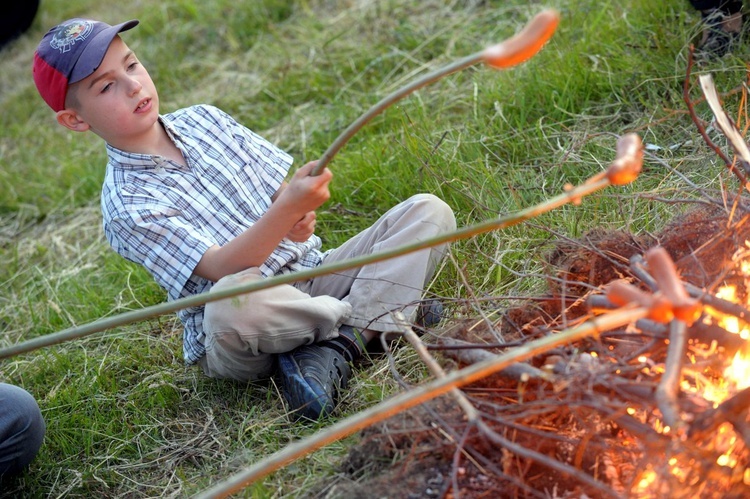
[33,18,139,112]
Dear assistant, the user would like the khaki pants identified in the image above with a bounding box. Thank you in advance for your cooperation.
[200,194,456,381]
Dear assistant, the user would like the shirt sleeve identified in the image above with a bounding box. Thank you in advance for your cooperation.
[102,181,215,301]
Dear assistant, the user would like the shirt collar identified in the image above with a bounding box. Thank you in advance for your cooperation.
[105,116,186,169]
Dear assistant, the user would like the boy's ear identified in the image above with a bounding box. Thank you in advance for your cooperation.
[56,109,90,132]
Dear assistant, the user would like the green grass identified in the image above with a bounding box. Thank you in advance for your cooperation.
[1,0,748,496]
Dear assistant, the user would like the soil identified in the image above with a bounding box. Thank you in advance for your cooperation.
[318,206,750,498]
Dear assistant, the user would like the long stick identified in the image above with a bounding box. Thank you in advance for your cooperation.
[193,306,649,499]
[0,133,642,361]
[1,10,562,358]
[0,175,608,360]
[655,320,688,431]
[311,9,560,175]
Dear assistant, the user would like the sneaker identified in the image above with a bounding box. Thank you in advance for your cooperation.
[277,327,362,420]
[697,8,743,59]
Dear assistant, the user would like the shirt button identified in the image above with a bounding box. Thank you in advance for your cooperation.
[153,156,165,172]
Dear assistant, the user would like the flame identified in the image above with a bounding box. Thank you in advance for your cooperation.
[726,349,750,390]
[703,279,750,397]
[635,467,658,493]
[632,253,750,496]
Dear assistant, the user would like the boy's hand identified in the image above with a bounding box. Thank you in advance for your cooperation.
[278,160,332,216]
[286,211,317,242]
[195,162,332,281]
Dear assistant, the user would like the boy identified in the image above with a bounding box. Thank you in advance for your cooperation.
[33,18,456,420]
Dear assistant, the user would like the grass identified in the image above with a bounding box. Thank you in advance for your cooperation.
[1,0,749,496]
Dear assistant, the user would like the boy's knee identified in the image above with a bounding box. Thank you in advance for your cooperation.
[406,193,456,232]
[205,269,350,344]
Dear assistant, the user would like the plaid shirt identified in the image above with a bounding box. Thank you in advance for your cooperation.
[101,104,325,365]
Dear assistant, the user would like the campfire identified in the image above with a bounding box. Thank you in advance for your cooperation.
[606,247,750,497]
[332,49,750,498]
[412,240,750,498]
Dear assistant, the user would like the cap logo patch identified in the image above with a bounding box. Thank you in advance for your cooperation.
[50,20,94,53]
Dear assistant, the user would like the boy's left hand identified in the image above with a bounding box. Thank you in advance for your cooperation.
[286,211,316,242]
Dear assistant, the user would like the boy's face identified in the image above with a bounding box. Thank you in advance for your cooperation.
[57,36,159,151]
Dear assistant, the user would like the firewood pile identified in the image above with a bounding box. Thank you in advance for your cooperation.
[331,210,750,498]
[415,241,750,498]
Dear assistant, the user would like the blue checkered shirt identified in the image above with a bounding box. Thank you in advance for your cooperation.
[101,104,325,365]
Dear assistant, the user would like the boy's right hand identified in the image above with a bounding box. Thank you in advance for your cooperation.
[279,160,333,216]
[194,160,332,281]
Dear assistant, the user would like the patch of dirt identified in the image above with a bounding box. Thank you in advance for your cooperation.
[323,205,750,498]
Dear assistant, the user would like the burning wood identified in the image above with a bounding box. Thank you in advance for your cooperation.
[420,243,750,497]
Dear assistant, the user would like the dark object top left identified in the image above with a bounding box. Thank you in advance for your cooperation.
[0,1,41,49]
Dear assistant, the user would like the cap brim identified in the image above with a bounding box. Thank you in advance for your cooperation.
[69,19,139,84]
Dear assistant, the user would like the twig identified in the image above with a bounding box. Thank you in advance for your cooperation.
[448,252,504,342]
[436,337,552,382]
[688,320,747,355]
[393,312,480,422]
[601,409,671,451]
[633,318,668,336]
[475,419,623,498]
[690,386,750,445]
[687,282,750,323]
[683,45,740,179]
[629,254,658,292]
[699,73,750,178]
[588,294,620,312]
[450,420,476,499]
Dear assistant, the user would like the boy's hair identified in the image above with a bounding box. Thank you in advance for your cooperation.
[33,18,138,112]
[64,82,81,111]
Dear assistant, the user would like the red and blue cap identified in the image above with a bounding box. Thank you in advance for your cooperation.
[33,18,139,112]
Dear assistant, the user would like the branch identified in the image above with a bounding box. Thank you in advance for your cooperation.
[393,311,480,422]
[690,386,750,444]
[475,419,624,498]
[682,45,741,179]
[437,337,552,382]
[655,320,688,431]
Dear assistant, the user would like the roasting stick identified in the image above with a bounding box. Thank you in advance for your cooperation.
[310,9,560,176]
[0,133,643,362]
